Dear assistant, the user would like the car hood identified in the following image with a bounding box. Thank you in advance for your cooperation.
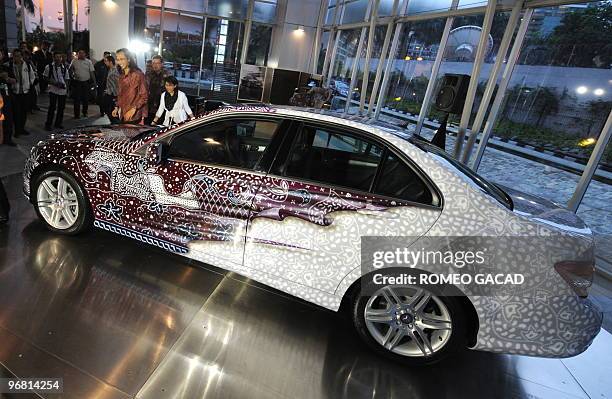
[500,185,591,235]
[48,124,158,142]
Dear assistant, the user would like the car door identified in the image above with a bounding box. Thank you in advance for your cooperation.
[243,121,443,295]
[142,115,288,270]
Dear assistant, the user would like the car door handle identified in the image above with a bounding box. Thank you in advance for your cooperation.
[356,209,398,219]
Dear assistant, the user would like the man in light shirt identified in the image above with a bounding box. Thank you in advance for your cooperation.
[44,52,70,130]
[69,49,96,119]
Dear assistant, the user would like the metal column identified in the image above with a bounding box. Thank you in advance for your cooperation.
[471,8,533,171]
[196,17,208,97]
[370,0,408,119]
[325,29,341,87]
[344,26,369,113]
[461,0,524,164]
[413,0,459,133]
[158,0,165,56]
[567,110,612,212]
[452,0,497,159]
[357,0,380,113]
[344,0,378,114]
[324,4,344,87]
[366,18,394,116]
[320,2,339,79]
[311,0,329,74]
[240,0,255,65]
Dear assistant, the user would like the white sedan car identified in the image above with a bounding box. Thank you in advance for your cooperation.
[23,105,602,365]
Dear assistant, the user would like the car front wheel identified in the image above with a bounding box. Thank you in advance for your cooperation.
[33,170,92,235]
[352,281,467,366]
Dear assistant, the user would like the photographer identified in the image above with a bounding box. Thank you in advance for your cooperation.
[43,52,70,130]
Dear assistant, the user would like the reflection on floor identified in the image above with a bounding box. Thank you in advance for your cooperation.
[0,173,611,399]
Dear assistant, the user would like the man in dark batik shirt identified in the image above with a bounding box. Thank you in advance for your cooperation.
[145,55,170,124]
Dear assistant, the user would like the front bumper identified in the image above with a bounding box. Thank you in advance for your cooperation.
[471,295,602,358]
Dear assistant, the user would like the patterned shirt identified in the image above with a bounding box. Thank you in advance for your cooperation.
[117,68,149,122]
[105,66,120,96]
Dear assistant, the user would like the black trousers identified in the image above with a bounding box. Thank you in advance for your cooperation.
[39,77,49,93]
[0,178,9,221]
[1,93,15,144]
[72,80,90,117]
[46,93,66,127]
[12,93,30,136]
[103,94,120,124]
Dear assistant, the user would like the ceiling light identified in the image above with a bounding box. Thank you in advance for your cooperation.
[576,86,588,95]
[593,88,604,96]
[293,26,305,37]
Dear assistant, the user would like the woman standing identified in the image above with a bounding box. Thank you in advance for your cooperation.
[151,76,193,126]
[112,48,148,124]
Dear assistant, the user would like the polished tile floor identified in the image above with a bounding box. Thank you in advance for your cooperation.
[0,172,611,399]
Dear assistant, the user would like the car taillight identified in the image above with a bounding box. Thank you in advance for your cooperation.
[554,260,594,298]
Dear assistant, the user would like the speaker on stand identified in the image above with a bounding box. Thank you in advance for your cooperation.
[431,74,470,151]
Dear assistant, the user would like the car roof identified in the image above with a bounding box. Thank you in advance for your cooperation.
[206,103,413,141]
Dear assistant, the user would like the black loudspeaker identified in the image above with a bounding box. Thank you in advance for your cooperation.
[434,74,470,114]
[270,69,301,105]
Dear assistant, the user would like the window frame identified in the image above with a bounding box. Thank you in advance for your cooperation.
[164,115,290,173]
[270,119,442,209]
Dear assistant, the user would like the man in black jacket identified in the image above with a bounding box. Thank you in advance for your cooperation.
[94,51,111,116]
[33,41,53,93]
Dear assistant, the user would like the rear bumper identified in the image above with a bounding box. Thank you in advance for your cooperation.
[471,295,602,358]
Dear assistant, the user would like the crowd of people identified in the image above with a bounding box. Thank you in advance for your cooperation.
[0,41,194,148]
[0,41,197,223]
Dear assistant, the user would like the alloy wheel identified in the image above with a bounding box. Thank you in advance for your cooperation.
[364,285,452,357]
[36,176,80,230]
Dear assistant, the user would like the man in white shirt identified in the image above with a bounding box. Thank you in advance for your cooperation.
[44,52,70,130]
[5,49,36,137]
[69,49,96,119]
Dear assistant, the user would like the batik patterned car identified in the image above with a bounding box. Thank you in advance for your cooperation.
[23,105,602,365]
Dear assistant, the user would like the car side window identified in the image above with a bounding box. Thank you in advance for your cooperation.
[374,153,434,205]
[167,118,281,170]
[283,125,383,192]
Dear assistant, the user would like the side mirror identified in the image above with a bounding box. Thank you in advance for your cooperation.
[146,142,169,166]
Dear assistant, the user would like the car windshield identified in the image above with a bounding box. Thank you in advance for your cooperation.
[408,137,513,210]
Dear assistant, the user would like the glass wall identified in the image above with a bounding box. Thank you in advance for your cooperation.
[404,0,452,16]
[341,0,370,24]
[133,2,248,101]
[317,30,331,74]
[423,12,516,127]
[358,24,389,110]
[208,0,249,19]
[329,28,368,108]
[164,0,205,13]
[382,18,447,116]
[472,3,612,265]
[246,23,273,66]
[478,4,612,202]
[578,139,612,269]
[162,12,205,94]
[254,0,278,23]
[133,7,162,59]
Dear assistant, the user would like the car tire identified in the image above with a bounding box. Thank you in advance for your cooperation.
[32,169,92,235]
[351,278,468,366]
